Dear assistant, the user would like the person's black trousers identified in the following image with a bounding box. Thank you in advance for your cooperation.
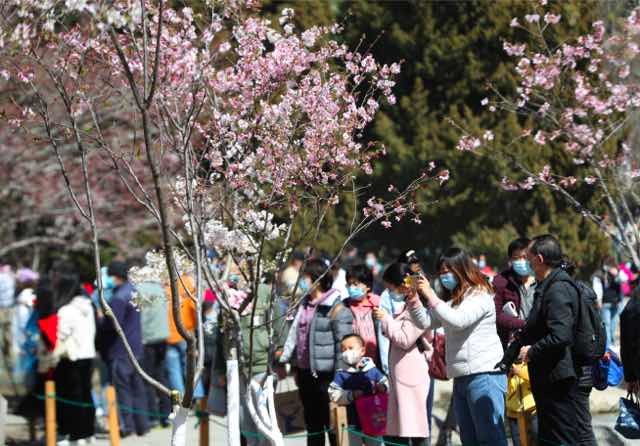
[111,358,149,435]
[143,342,171,423]
[532,377,596,446]
[55,358,95,441]
[296,369,336,446]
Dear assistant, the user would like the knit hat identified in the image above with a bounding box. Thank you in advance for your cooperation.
[107,261,128,280]
[17,268,39,283]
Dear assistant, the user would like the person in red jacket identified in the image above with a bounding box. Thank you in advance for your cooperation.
[493,238,535,349]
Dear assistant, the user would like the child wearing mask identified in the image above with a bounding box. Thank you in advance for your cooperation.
[329,334,388,445]
[373,263,432,446]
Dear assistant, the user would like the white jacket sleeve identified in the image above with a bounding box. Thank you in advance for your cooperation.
[592,276,603,305]
[432,291,491,330]
[407,300,440,330]
[56,306,74,343]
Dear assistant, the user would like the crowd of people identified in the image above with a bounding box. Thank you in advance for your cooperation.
[1,233,640,446]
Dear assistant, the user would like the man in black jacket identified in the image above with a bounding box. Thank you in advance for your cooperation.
[516,235,595,446]
[620,286,640,394]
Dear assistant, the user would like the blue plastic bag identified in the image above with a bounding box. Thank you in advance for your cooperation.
[615,393,640,439]
[592,348,624,391]
[607,349,624,387]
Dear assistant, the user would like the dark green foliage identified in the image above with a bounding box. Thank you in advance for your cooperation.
[278,0,614,274]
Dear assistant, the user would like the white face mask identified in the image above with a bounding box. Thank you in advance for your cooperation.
[342,350,362,366]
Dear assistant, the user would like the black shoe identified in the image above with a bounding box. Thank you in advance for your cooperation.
[120,431,133,439]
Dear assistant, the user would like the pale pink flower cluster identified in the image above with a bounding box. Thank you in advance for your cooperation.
[225,287,252,315]
[471,5,640,193]
[456,135,482,152]
[129,250,194,292]
[2,0,446,244]
[200,219,256,255]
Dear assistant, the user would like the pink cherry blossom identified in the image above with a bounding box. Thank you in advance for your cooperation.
[519,177,536,190]
[500,177,520,191]
[456,135,482,151]
[504,41,527,56]
[533,131,546,145]
[544,13,561,25]
[538,165,552,182]
[438,170,450,185]
[559,176,577,188]
[525,14,540,23]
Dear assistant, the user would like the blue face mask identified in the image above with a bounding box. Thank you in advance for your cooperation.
[388,290,405,302]
[365,258,376,268]
[439,272,458,291]
[478,260,487,269]
[98,266,115,290]
[348,285,366,300]
[298,279,310,294]
[512,259,532,277]
[105,276,116,289]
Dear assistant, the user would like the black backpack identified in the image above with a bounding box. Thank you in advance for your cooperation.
[567,280,607,364]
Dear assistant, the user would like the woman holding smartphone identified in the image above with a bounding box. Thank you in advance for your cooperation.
[373,262,432,446]
[407,247,507,446]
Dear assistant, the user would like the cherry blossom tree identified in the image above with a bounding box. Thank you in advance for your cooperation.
[1,1,447,444]
[0,52,163,262]
[454,1,640,267]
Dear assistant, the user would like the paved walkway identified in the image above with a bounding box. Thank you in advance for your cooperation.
[2,376,635,445]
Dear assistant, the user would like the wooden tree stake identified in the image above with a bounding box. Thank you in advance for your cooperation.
[199,398,210,446]
[517,412,529,446]
[331,402,349,446]
[106,385,121,446]
[44,380,56,446]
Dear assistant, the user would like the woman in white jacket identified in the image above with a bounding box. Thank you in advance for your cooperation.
[407,247,507,446]
[54,271,97,444]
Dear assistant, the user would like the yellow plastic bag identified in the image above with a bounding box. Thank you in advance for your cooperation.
[506,364,536,417]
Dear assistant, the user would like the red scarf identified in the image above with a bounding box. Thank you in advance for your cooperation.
[37,314,58,351]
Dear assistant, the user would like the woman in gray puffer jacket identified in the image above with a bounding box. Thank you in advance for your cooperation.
[280,259,353,446]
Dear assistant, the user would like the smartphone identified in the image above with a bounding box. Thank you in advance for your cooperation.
[404,273,423,287]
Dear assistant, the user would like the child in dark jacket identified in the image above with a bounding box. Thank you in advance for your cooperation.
[329,334,388,445]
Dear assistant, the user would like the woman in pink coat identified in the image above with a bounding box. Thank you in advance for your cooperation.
[374,263,432,446]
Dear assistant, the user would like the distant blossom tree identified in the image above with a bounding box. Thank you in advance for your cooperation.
[1,1,447,445]
[454,0,640,266]
[0,104,156,260]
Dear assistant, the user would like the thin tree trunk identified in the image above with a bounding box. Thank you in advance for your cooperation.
[170,406,190,446]
[227,347,241,446]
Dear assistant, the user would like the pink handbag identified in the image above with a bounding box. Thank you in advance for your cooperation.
[355,393,388,436]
